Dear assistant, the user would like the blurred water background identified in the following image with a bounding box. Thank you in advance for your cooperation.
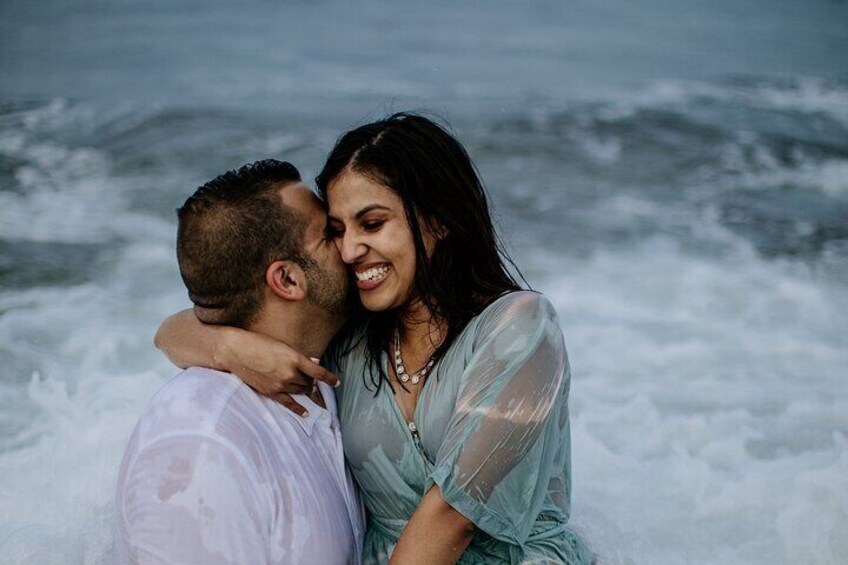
[1,0,847,563]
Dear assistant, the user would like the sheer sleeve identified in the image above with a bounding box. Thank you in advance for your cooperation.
[426,292,572,545]
[116,433,270,564]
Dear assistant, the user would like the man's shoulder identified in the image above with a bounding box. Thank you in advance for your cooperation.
[132,367,256,446]
[155,366,242,402]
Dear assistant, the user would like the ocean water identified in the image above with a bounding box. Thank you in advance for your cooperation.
[1,1,847,563]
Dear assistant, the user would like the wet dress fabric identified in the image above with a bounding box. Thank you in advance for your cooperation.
[333,291,592,564]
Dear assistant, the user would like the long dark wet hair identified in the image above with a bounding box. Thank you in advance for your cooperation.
[316,112,527,392]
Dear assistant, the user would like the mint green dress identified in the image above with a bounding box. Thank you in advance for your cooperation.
[334,291,592,564]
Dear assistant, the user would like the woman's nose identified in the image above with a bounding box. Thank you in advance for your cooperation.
[338,233,366,264]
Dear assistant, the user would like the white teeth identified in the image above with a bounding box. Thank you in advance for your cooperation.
[355,265,389,282]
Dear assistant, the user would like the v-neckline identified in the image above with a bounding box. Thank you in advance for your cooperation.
[382,352,436,468]
[382,351,421,427]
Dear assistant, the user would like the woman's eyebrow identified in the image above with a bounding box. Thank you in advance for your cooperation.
[327,204,393,223]
[354,204,392,219]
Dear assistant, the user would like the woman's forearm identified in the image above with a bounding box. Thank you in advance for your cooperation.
[390,486,474,564]
[154,309,237,371]
[153,309,339,411]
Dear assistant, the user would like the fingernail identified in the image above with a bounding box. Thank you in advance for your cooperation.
[309,357,320,364]
[302,410,309,418]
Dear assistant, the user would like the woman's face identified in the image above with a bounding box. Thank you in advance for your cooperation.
[326,170,436,313]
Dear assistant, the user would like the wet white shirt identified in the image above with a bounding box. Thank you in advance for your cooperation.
[115,367,364,565]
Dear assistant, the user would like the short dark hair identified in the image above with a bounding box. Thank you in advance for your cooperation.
[316,113,525,392]
[177,159,307,328]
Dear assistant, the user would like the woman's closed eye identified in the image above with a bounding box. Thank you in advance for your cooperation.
[325,217,385,239]
[362,220,385,232]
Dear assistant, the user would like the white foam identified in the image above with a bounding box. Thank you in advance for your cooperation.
[0,272,186,564]
[539,235,848,564]
[579,77,848,130]
[755,77,848,125]
[718,135,848,199]
[0,138,122,243]
[0,101,188,562]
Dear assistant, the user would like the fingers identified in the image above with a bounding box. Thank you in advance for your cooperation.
[241,370,311,397]
[276,381,313,395]
[274,393,310,417]
[298,356,340,387]
[269,371,312,393]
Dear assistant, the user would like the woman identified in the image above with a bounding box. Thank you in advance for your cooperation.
[156,113,591,564]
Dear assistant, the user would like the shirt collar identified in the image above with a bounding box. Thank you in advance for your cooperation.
[289,382,335,436]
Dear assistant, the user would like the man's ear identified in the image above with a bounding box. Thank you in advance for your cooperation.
[265,260,307,301]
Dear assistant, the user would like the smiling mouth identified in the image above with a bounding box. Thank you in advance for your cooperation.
[354,264,391,289]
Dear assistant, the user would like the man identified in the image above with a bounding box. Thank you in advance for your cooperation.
[115,160,363,564]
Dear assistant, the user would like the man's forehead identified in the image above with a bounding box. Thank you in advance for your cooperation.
[279,182,327,223]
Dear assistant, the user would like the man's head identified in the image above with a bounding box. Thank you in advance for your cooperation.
[176,159,348,330]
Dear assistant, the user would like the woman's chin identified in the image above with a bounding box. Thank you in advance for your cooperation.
[358,287,409,314]
[358,289,393,313]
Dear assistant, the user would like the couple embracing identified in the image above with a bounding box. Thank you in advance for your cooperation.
[116,113,592,564]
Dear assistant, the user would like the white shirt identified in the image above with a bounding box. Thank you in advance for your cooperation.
[115,367,364,565]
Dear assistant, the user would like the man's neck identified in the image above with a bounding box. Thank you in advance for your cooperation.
[249,303,341,361]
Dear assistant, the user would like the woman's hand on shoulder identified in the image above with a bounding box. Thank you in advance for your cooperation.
[222,329,339,415]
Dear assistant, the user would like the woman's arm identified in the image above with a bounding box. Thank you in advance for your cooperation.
[390,485,474,565]
[154,309,339,414]
[154,310,234,371]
